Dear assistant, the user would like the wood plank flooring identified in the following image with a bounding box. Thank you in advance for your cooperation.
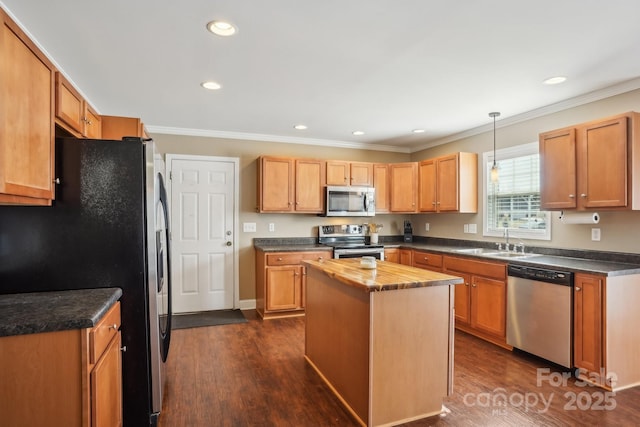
[159,310,640,426]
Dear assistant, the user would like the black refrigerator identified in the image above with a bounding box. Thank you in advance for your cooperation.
[0,137,172,427]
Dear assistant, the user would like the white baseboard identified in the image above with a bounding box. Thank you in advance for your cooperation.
[238,299,256,310]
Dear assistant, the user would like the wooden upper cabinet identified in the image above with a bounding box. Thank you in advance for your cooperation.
[373,163,390,213]
[540,127,577,209]
[257,156,325,213]
[419,152,477,213]
[326,160,350,186]
[389,162,418,212]
[326,160,373,186]
[0,8,55,205]
[294,158,325,213]
[54,72,102,139]
[101,115,146,140]
[540,112,640,211]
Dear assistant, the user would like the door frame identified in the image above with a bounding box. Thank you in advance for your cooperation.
[165,154,240,309]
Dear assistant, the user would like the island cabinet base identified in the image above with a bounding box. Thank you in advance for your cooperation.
[305,267,454,427]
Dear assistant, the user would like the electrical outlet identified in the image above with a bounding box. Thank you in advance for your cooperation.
[591,228,601,241]
[468,224,477,233]
[425,223,430,231]
[243,222,257,233]
[269,223,275,232]
[463,224,469,233]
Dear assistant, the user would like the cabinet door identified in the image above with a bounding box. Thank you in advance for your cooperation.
[258,157,294,212]
[55,72,83,135]
[384,248,399,263]
[373,163,390,213]
[579,116,628,208]
[294,159,325,212]
[436,154,459,212]
[399,249,413,266]
[350,162,373,186]
[91,332,123,427]
[326,160,349,185]
[471,276,506,338]
[540,127,577,209]
[390,162,418,212]
[0,10,55,205]
[453,272,472,326]
[266,266,302,310]
[574,273,603,373]
[83,104,102,139]
[418,159,437,212]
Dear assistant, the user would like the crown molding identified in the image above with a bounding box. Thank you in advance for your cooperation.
[409,77,640,153]
[146,126,412,154]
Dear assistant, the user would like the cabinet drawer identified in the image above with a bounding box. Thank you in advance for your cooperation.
[444,256,506,280]
[266,251,329,266]
[412,251,443,270]
[90,302,121,364]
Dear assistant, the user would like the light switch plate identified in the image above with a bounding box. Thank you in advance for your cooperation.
[243,222,257,233]
[425,223,430,231]
[269,223,275,232]
[591,228,601,241]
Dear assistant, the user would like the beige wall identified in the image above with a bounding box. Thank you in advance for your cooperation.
[153,88,640,303]
[408,88,640,255]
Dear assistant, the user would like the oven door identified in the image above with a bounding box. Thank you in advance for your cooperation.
[334,247,384,260]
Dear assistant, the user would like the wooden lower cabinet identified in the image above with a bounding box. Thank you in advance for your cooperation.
[412,249,443,272]
[0,302,122,427]
[255,249,330,318]
[444,256,508,347]
[399,248,413,266]
[384,247,399,263]
[573,272,640,391]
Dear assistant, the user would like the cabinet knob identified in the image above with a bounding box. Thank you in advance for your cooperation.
[53,178,61,184]
[109,324,118,330]
[472,283,477,287]
[569,194,575,198]
[580,193,587,198]
[121,346,127,352]
[575,286,581,291]
[277,257,283,261]
[464,282,469,286]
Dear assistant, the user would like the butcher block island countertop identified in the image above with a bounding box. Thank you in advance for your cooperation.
[303,259,463,427]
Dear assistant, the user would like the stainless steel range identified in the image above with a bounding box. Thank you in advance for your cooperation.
[319,224,385,260]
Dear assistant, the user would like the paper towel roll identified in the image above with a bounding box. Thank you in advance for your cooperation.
[559,212,600,224]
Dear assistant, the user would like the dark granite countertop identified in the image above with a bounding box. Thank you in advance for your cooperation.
[254,237,640,277]
[0,288,122,337]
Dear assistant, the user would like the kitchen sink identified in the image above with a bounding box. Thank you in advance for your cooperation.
[453,247,541,260]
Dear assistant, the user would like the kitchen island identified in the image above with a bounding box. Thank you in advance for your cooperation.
[303,258,463,427]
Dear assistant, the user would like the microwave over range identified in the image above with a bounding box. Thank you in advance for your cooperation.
[325,186,375,217]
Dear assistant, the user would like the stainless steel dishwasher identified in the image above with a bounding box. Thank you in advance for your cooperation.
[507,265,574,368]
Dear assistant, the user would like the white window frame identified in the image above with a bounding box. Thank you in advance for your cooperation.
[483,141,551,241]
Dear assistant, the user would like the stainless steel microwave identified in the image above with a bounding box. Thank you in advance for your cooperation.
[325,186,375,217]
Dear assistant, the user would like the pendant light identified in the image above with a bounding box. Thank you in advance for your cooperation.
[489,112,501,182]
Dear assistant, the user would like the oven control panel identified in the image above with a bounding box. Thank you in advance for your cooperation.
[320,224,363,237]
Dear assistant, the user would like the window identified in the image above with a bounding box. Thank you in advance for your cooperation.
[483,142,551,240]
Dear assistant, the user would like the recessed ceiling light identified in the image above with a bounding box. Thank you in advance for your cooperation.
[412,129,425,133]
[201,81,221,90]
[294,124,307,130]
[206,20,237,36]
[352,131,365,136]
[543,76,567,85]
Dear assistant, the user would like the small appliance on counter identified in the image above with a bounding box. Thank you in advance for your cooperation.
[404,220,413,242]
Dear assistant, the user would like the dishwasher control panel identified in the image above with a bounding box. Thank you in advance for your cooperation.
[507,265,573,286]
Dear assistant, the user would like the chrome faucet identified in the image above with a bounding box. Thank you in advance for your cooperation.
[504,228,510,252]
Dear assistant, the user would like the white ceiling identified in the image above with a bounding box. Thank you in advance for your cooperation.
[3,0,640,153]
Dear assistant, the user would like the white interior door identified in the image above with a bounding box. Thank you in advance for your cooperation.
[167,155,238,313]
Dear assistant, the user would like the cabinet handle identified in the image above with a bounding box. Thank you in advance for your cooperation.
[121,346,127,352]
[464,282,469,286]
[277,257,283,261]
[472,283,477,287]
[109,324,118,330]
[569,194,575,198]
[580,193,587,198]
[575,286,581,291]
[53,178,61,184]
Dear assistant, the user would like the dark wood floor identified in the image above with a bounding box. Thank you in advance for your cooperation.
[159,310,640,427]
